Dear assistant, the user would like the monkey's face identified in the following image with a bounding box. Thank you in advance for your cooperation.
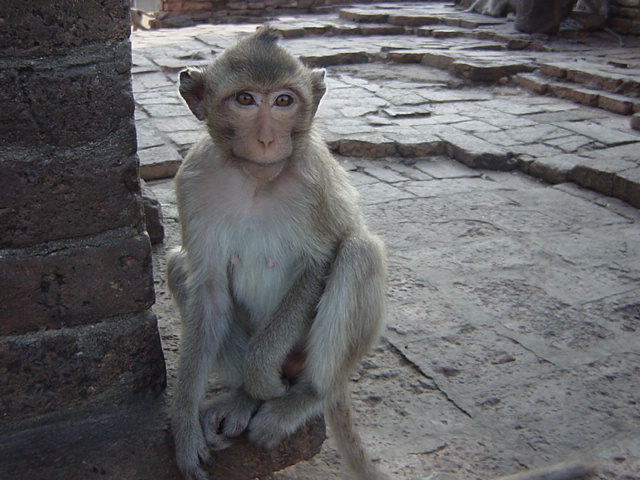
[224,89,301,181]
[178,26,326,182]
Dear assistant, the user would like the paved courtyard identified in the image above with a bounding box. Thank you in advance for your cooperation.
[133,3,640,479]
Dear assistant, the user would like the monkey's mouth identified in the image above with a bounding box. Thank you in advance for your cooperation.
[240,158,286,181]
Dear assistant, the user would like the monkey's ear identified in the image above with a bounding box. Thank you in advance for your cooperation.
[310,68,326,117]
[178,68,206,121]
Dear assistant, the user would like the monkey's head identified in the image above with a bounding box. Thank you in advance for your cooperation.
[179,25,327,181]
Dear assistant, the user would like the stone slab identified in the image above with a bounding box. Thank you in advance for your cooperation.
[0,233,155,335]
[0,136,143,249]
[0,311,166,421]
[139,145,184,181]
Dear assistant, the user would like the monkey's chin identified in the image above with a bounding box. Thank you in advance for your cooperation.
[241,159,286,181]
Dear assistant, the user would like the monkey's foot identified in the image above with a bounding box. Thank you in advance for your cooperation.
[200,390,259,449]
[247,401,293,449]
[173,421,214,480]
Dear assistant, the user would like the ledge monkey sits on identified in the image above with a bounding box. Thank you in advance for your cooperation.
[167,26,388,480]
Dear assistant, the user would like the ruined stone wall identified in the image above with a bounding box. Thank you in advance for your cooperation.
[0,0,166,423]
[155,0,405,26]
[610,0,640,35]
[155,0,640,33]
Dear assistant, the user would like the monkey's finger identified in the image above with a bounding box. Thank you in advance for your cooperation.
[204,429,232,451]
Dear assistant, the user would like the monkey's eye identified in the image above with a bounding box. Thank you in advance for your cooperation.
[274,94,293,107]
[235,92,254,106]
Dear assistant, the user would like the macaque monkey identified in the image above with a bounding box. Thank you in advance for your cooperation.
[167,24,597,480]
[167,25,388,480]
[130,7,153,30]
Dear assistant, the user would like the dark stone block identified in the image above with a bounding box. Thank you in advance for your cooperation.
[0,0,131,58]
[0,233,154,335]
[0,310,166,422]
[142,181,166,245]
[0,399,324,480]
[0,42,135,148]
[0,128,144,249]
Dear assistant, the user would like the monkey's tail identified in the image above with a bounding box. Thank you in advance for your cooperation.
[493,460,597,480]
[325,389,390,480]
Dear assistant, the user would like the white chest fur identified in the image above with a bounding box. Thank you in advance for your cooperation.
[191,164,315,326]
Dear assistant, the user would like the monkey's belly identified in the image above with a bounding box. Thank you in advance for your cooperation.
[229,243,303,324]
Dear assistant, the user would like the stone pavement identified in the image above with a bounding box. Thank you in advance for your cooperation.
[133,3,640,480]
[133,1,640,208]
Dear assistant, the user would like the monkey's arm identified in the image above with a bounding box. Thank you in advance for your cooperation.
[168,251,234,480]
[243,260,329,400]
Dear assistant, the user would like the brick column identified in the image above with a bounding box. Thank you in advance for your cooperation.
[0,0,166,422]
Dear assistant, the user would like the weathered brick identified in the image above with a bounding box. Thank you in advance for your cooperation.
[421,51,456,70]
[338,8,390,23]
[450,60,534,82]
[388,13,441,27]
[613,167,640,208]
[0,130,143,249]
[0,311,166,422]
[597,92,634,115]
[183,1,213,11]
[528,154,583,184]
[360,24,405,35]
[387,50,426,64]
[1,42,134,148]
[0,0,131,58]
[338,135,397,157]
[517,72,549,94]
[547,84,599,107]
[438,129,516,171]
[568,154,637,198]
[539,63,566,79]
[567,68,624,92]
[0,233,154,335]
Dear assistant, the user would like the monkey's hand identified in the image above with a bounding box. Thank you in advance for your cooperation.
[200,390,259,445]
[172,413,213,480]
[242,355,289,400]
[248,400,293,449]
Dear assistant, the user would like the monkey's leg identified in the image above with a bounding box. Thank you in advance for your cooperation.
[168,250,234,480]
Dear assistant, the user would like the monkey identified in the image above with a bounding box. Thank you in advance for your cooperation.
[167,25,388,480]
[166,24,598,480]
[130,7,153,30]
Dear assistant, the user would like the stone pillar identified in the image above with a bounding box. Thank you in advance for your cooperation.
[0,3,325,478]
[0,0,166,423]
